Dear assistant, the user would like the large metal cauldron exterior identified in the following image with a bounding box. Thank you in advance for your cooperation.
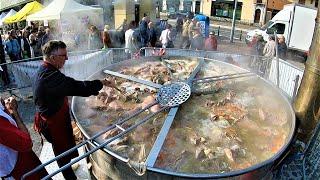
[71,56,296,180]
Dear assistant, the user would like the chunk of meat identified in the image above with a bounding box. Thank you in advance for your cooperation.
[224,148,235,162]
[140,96,157,109]
[108,101,124,111]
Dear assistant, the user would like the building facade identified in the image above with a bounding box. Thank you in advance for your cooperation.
[162,0,318,24]
[1,0,318,27]
[293,0,319,7]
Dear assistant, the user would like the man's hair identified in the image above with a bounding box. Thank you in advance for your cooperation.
[129,20,136,29]
[42,40,67,58]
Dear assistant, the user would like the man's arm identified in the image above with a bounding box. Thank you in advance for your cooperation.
[45,71,103,97]
[4,97,29,134]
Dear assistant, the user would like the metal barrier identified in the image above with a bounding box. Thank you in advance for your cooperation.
[212,26,245,41]
[0,49,114,94]
[0,47,303,102]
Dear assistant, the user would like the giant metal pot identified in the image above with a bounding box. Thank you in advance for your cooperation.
[72,56,296,179]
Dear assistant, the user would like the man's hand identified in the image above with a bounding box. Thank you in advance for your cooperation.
[4,97,29,133]
[4,97,18,116]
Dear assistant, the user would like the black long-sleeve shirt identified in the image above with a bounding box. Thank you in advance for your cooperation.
[33,63,103,117]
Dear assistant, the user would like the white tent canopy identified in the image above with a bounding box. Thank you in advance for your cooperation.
[0,9,17,26]
[26,0,103,21]
[0,12,7,20]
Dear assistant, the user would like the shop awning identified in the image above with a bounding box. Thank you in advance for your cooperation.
[3,1,43,24]
[26,0,102,21]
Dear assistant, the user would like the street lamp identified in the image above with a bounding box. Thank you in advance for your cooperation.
[230,0,238,43]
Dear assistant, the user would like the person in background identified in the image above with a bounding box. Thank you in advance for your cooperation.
[35,26,45,55]
[263,35,276,58]
[176,15,183,34]
[278,35,287,60]
[254,35,265,56]
[102,25,112,49]
[196,21,202,32]
[5,30,21,62]
[139,16,150,49]
[21,29,31,59]
[125,21,137,58]
[159,24,173,48]
[188,18,197,47]
[204,31,218,51]
[180,18,191,49]
[88,25,102,50]
[15,30,23,51]
[0,34,10,86]
[29,30,39,57]
[41,28,52,47]
[148,21,157,47]
[0,96,49,179]
[121,19,128,33]
[33,40,115,180]
[190,27,204,50]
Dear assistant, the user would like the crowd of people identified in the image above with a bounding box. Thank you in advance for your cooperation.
[1,25,53,62]
[250,34,288,59]
[0,25,54,87]
[123,16,219,57]
[0,15,221,62]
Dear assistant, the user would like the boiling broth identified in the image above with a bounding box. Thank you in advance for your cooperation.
[74,58,292,174]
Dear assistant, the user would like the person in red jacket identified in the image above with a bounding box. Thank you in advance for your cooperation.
[0,97,48,180]
[204,31,218,51]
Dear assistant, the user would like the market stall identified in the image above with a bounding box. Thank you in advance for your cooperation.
[26,0,103,50]
[26,0,103,30]
[3,1,43,24]
[0,9,16,26]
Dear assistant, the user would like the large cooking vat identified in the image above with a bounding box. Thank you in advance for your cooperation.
[72,56,296,179]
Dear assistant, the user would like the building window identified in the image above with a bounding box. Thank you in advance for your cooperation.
[298,0,306,4]
[316,0,319,7]
[212,1,242,20]
[257,0,262,3]
[268,23,286,34]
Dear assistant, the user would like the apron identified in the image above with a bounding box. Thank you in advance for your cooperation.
[34,97,78,164]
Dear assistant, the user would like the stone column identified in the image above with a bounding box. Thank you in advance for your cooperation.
[202,0,212,16]
[114,0,135,29]
[140,0,156,20]
[179,0,184,11]
[192,0,196,13]
[98,0,113,27]
[163,0,167,11]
